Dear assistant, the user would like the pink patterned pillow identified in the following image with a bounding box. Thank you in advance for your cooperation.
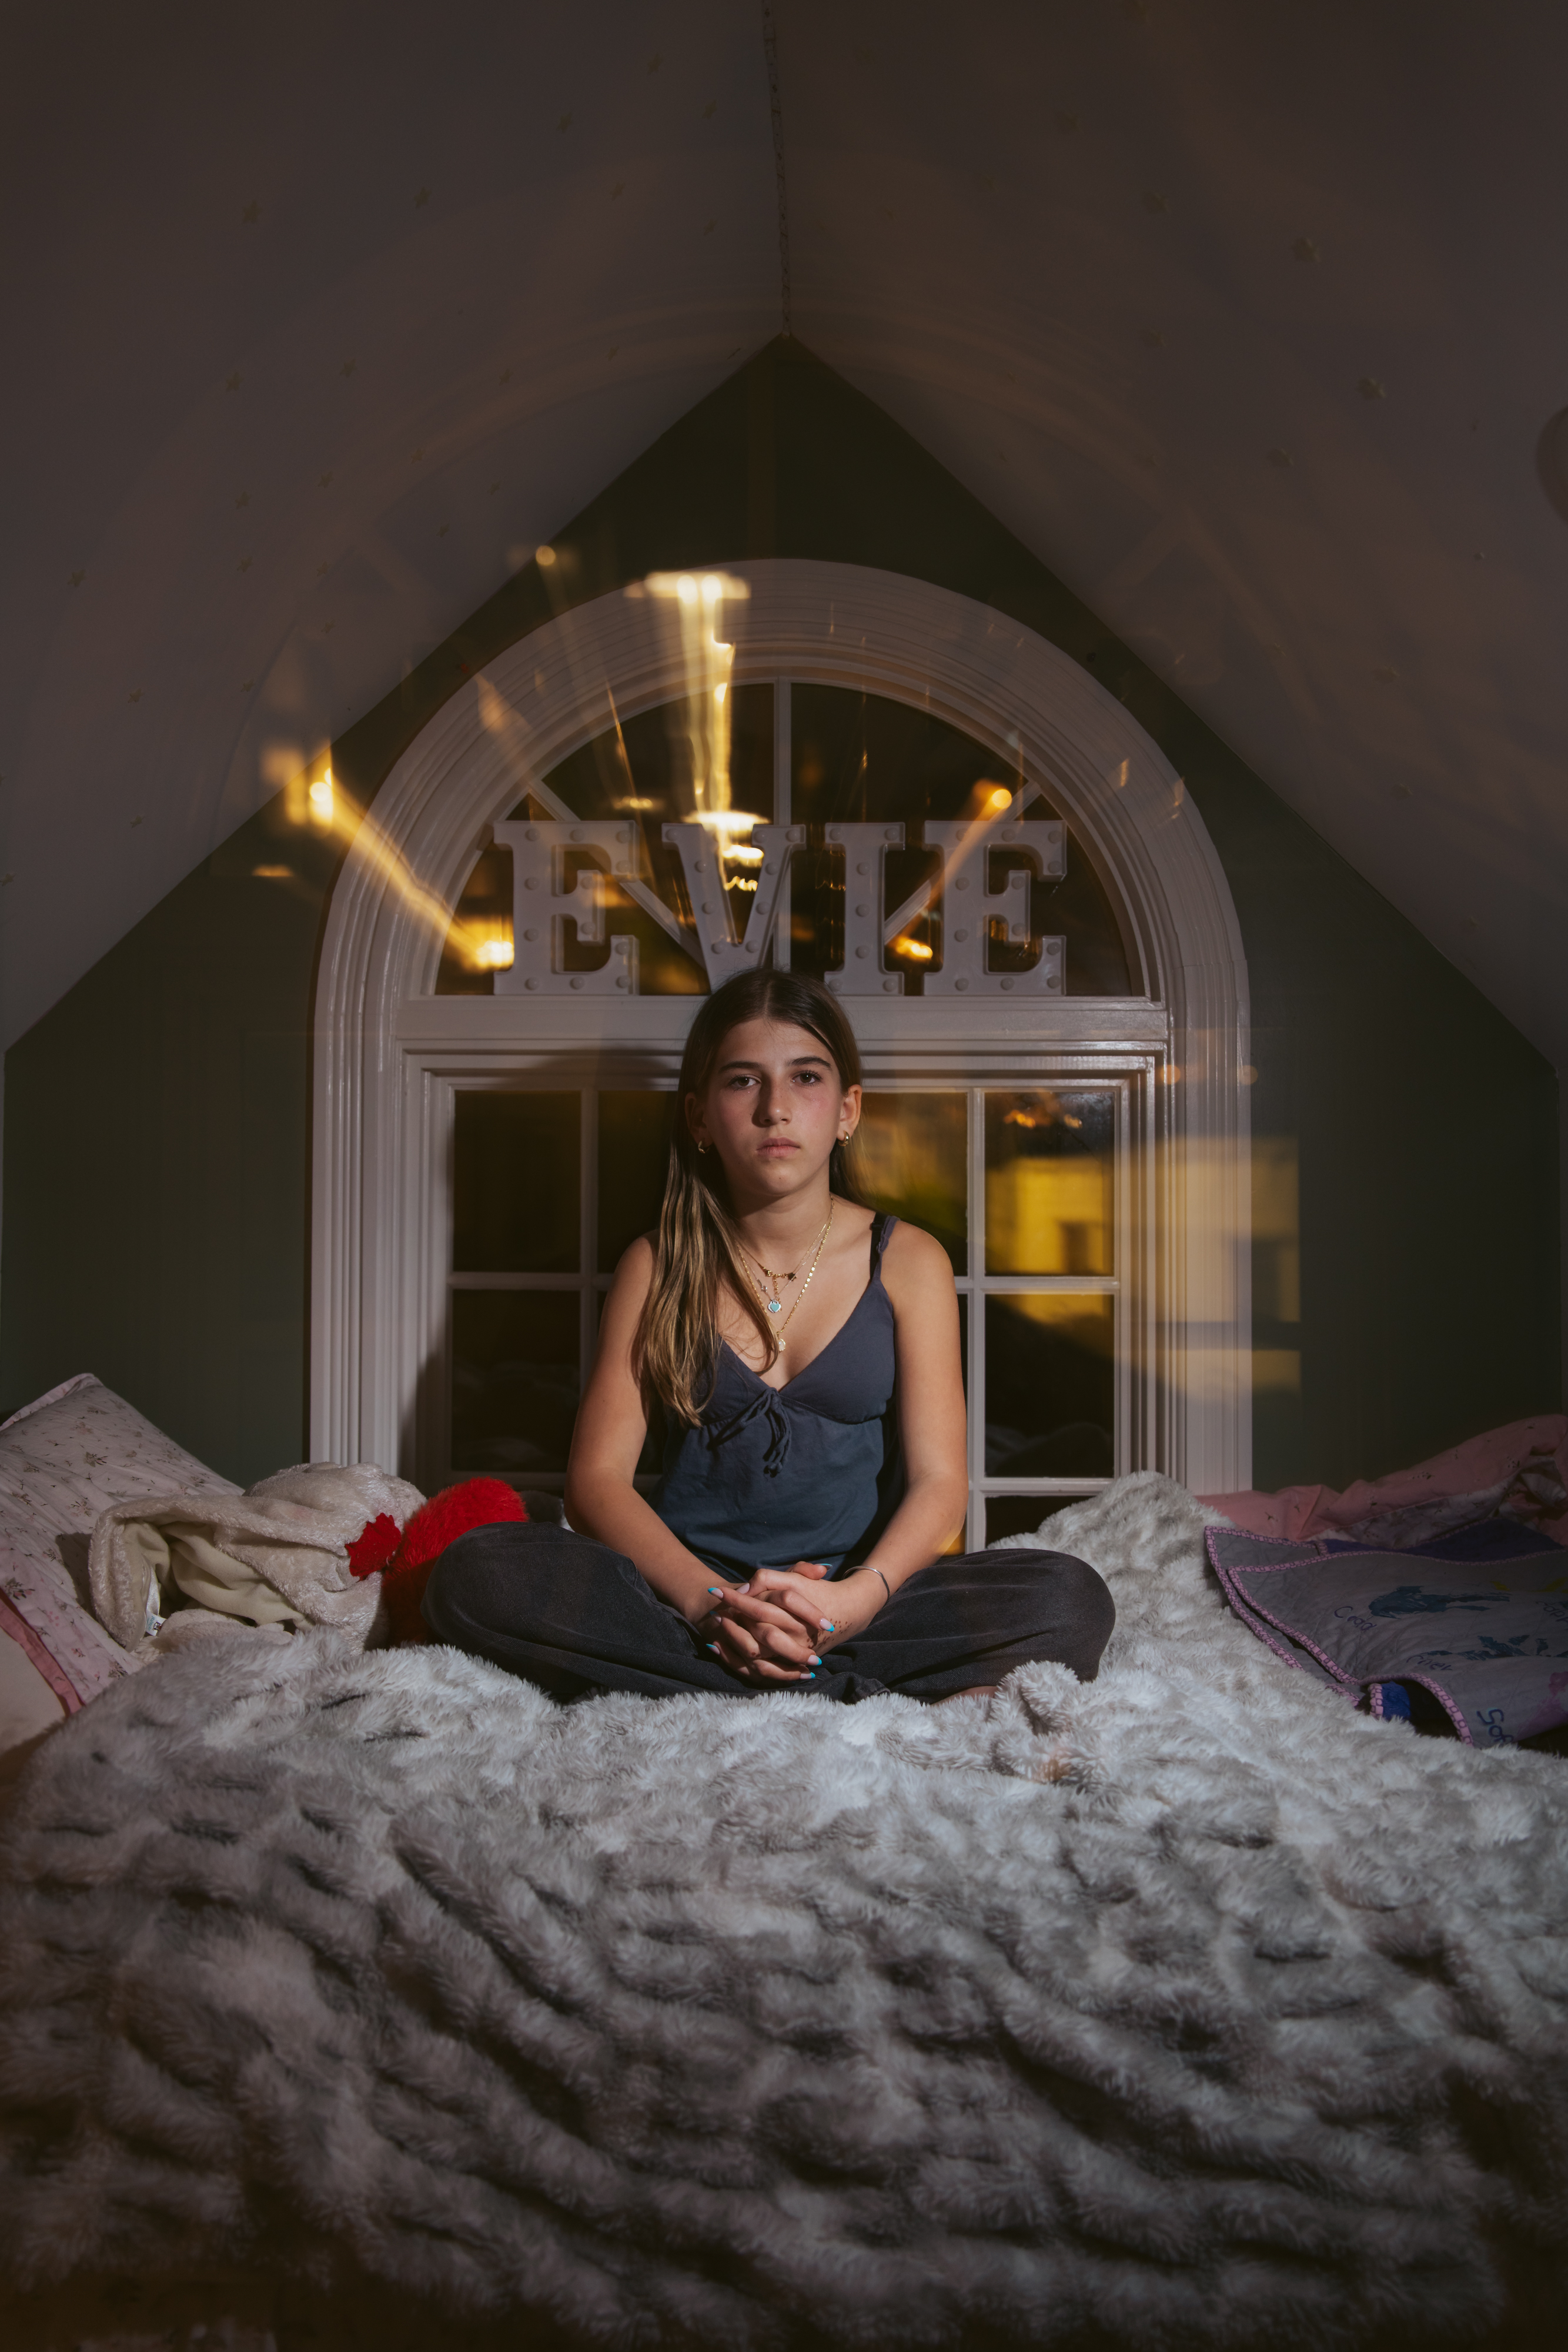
[0,1375,238,1710]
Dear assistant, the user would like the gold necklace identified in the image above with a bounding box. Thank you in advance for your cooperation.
[745,1215,825,1297]
[743,1207,833,1352]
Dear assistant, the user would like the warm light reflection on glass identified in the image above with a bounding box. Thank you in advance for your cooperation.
[286,752,497,973]
[985,1093,1113,1277]
[444,914,516,974]
[983,784,1013,814]
[640,571,750,832]
[704,811,764,866]
[694,801,765,885]
[1004,1104,1082,1131]
[894,934,934,961]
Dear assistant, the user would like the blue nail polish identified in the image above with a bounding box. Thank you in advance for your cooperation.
[707,1587,723,1595]
[803,1671,816,1681]
[808,1655,821,1665]
[707,1642,721,1653]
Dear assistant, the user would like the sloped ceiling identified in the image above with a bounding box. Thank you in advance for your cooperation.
[2,0,1565,1092]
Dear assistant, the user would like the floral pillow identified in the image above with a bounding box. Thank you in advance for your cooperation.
[0,1375,238,1708]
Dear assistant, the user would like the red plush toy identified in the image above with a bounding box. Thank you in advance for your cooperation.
[347,1478,526,1646]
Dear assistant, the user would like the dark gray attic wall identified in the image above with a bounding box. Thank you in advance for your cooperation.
[3,338,1558,1486]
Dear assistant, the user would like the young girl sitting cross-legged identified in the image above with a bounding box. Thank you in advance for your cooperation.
[422,969,1114,1702]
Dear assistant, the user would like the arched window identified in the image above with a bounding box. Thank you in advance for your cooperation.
[312,561,1252,1529]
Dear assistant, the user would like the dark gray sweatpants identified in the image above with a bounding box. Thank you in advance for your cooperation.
[422,1522,1114,1703]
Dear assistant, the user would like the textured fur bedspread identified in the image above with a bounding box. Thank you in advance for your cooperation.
[1,1475,1565,2348]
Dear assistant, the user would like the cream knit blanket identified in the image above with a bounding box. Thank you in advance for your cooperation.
[89,1460,423,1652]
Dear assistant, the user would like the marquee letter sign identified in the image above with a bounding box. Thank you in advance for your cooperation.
[661,821,805,989]
[492,820,640,995]
[922,816,1065,996]
[489,811,1066,995]
[823,815,1065,995]
[825,823,909,994]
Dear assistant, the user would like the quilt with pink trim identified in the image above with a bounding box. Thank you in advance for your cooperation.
[1207,1522,1568,1746]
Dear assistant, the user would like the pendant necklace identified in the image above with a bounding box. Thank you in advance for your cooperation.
[743,1205,834,1352]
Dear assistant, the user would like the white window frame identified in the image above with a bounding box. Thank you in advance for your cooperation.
[437,1067,1142,1547]
[311,559,1252,1496]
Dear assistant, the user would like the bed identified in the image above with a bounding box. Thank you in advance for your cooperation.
[1,1384,1566,2350]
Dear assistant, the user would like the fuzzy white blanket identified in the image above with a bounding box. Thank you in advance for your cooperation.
[1,1475,1564,2347]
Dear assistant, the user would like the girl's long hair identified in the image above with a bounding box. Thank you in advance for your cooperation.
[634,970,868,1425]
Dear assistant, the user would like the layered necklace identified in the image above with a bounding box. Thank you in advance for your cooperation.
[741,1205,834,1353]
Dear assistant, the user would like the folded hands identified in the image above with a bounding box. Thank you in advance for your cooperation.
[696,1561,884,1685]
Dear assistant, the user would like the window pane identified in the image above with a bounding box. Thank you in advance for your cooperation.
[436,843,513,995]
[854,1091,967,1274]
[985,1495,1095,1546]
[985,1091,1114,1276]
[452,1291,580,1475]
[453,1093,579,1273]
[984,1295,1114,1476]
[599,1091,677,1271]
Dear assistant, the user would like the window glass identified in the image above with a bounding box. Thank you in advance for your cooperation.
[985,1494,1093,1546]
[436,843,513,995]
[854,1091,968,1275]
[985,1091,1114,1276]
[984,1295,1114,1477]
[451,1291,580,1475]
[599,1091,677,1271]
[453,1093,579,1274]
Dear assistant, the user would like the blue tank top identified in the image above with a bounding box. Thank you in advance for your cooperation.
[650,1214,901,1582]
